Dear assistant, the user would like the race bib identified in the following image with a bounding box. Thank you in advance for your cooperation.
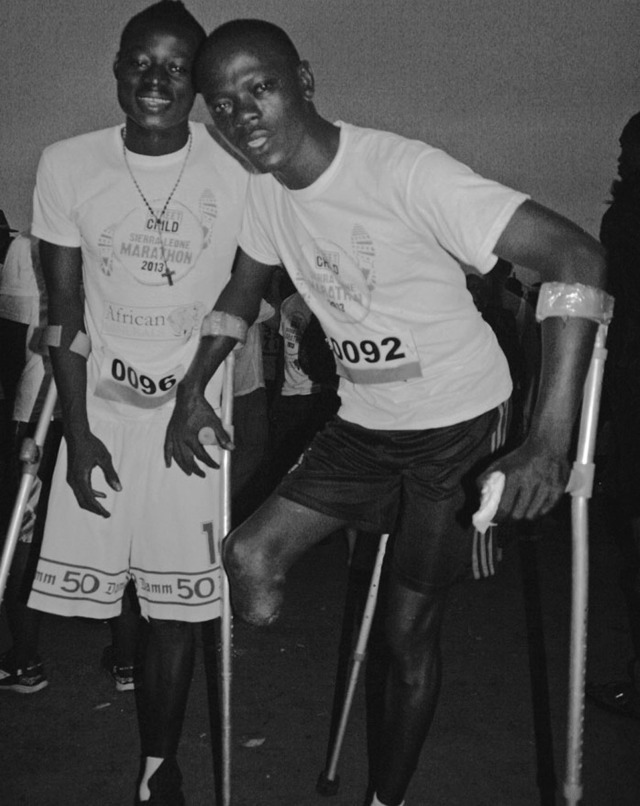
[328,330,423,384]
[94,348,184,408]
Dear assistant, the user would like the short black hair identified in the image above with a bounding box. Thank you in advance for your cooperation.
[196,18,301,87]
[120,1,206,51]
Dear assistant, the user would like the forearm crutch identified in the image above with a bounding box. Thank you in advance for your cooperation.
[219,351,236,806]
[199,351,235,805]
[563,320,610,806]
[317,531,390,796]
[0,378,57,609]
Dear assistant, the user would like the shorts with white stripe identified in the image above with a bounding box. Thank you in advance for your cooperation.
[278,401,511,591]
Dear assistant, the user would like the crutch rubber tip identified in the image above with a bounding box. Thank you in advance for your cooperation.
[198,427,216,446]
[316,770,340,796]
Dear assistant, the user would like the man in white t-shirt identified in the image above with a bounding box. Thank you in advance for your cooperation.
[164,19,607,806]
[25,4,249,803]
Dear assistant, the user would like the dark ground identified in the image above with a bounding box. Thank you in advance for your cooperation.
[2,496,640,806]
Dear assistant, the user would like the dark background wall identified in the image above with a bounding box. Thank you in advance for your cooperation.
[2,0,638,241]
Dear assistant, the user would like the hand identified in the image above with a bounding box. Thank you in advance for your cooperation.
[164,388,233,477]
[478,436,570,522]
[65,430,121,518]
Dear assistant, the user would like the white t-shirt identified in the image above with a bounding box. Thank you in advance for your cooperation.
[239,122,528,430]
[279,292,318,397]
[32,123,248,421]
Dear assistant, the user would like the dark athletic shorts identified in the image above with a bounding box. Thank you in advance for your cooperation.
[277,403,510,592]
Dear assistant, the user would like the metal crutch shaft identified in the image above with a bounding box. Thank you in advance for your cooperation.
[318,532,390,795]
[563,322,609,806]
[197,353,235,805]
[220,351,235,806]
[0,380,57,608]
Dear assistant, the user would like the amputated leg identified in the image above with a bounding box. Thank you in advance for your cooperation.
[222,493,346,626]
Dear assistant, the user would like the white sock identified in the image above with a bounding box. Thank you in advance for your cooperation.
[371,795,405,806]
[139,756,163,801]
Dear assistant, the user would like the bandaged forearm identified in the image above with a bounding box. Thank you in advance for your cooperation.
[536,282,614,324]
[200,310,249,344]
[41,325,91,358]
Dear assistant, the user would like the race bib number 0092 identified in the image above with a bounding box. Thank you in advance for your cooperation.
[328,332,423,384]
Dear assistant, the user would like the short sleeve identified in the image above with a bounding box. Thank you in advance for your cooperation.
[238,176,282,267]
[403,149,529,273]
[32,146,82,248]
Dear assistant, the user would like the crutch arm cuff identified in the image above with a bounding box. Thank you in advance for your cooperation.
[41,325,91,358]
[565,462,595,498]
[535,283,614,324]
[201,311,249,344]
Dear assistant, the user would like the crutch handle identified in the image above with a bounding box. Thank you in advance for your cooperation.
[199,426,217,446]
[18,437,41,466]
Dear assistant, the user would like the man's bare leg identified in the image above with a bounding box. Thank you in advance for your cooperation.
[372,580,449,806]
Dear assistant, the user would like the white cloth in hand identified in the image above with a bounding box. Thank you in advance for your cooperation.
[472,471,505,534]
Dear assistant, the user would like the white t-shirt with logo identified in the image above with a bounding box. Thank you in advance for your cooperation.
[239,122,528,430]
[32,123,248,420]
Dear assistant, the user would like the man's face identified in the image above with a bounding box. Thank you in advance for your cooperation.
[114,23,198,140]
[200,43,313,184]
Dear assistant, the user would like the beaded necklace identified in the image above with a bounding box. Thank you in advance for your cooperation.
[121,126,193,286]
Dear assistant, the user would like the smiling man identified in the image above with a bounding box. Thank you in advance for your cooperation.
[165,18,607,806]
[25,3,249,803]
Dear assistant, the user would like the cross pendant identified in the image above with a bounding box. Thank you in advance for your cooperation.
[162,265,176,286]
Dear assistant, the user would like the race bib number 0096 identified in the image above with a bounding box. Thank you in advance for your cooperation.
[95,349,185,408]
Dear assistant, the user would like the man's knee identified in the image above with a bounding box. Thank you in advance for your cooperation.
[383,583,448,661]
[222,511,284,585]
[222,528,262,582]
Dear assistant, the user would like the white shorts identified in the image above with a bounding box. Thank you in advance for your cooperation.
[28,413,224,622]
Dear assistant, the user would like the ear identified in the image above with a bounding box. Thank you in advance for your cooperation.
[113,53,121,78]
[297,60,315,101]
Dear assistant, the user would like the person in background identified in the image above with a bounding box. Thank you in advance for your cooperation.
[0,232,55,694]
[260,268,286,408]
[466,259,539,447]
[0,232,143,695]
[0,228,33,500]
[231,299,278,525]
[268,288,339,487]
[587,112,640,721]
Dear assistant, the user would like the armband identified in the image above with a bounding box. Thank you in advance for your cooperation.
[200,311,248,344]
[535,282,614,325]
[41,326,91,358]
[69,331,91,358]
